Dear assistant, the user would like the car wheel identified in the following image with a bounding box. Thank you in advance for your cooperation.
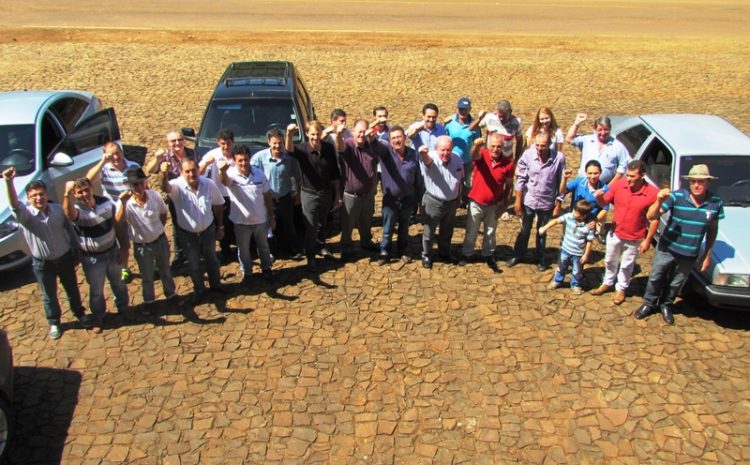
[0,396,11,462]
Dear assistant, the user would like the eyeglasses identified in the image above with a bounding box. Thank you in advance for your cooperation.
[168,138,184,143]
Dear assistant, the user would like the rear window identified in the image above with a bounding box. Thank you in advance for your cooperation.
[198,98,301,146]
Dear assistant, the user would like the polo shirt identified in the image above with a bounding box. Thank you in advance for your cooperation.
[407,122,447,151]
[602,178,658,241]
[420,151,464,201]
[289,141,341,192]
[571,134,631,184]
[101,159,140,202]
[12,202,76,260]
[445,115,481,164]
[468,149,515,206]
[251,149,301,199]
[167,176,224,233]
[560,213,595,256]
[123,189,168,244]
[224,166,271,226]
[515,146,566,211]
[480,114,522,157]
[73,195,117,253]
[339,138,381,196]
[202,147,232,197]
[566,176,610,217]
[660,188,724,258]
[379,144,422,200]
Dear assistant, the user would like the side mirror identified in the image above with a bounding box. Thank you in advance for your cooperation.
[49,152,74,167]
[181,127,196,143]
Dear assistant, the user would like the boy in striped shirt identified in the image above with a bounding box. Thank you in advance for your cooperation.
[541,200,595,295]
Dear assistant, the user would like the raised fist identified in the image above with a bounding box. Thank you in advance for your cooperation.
[574,113,588,125]
[1,167,15,180]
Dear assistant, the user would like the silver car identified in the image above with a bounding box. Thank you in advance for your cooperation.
[0,90,121,271]
[612,114,750,310]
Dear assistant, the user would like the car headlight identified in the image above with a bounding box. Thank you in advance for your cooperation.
[0,219,20,239]
[714,273,750,287]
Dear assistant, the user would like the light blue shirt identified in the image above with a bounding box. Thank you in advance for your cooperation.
[571,134,631,184]
[250,149,301,199]
[408,121,447,151]
[420,151,464,201]
[445,115,481,164]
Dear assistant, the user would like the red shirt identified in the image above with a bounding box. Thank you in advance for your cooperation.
[602,178,658,241]
[468,149,515,206]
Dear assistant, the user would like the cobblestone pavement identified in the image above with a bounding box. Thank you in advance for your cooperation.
[2,210,750,465]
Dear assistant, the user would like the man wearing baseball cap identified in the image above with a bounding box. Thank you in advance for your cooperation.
[635,164,724,325]
[445,97,483,206]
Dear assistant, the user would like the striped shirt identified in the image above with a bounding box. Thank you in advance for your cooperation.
[660,188,724,258]
[73,196,117,253]
[560,213,595,256]
[101,160,140,202]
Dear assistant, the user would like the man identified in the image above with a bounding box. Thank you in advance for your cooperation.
[285,121,343,271]
[376,126,422,265]
[566,114,631,184]
[219,145,276,285]
[371,106,391,145]
[479,100,523,161]
[335,120,382,261]
[322,108,352,143]
[635,164,723,324]
[145,129,196,270]
[3,167,91,339]
[251,128,304,260]
[418,135,464,269]
[459,133,515,270]
[63,177,129,333]
[591,160,659,305]
[445,97,483,206]
[85,142,140,282]
[507,132,566,271]
[407,103,447,151]
[161,158,227,302]
[199,128,236,262]
[115,167,177,306]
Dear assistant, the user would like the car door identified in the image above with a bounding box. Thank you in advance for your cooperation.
[46,108,121,202]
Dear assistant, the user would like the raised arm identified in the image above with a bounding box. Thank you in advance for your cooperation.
[470,137,485,161]
[566,113,587,144]
[418,145,432,167]
[159,162,172,194]
[63,181,79,222]
[2,167,20,208]
[285,123,298,154]
[85,150,113,183]
[647,188,670,221]
[145,148,166,174]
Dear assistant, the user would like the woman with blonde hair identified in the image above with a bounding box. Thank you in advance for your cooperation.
[525,106,564,151]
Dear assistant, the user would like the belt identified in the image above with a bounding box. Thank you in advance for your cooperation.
[344,191,368,198]
[301,187,330,194]
[81,243,116,256]
[133,232,166,247]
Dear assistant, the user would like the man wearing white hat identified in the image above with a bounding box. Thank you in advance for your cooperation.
[634,164,724,325]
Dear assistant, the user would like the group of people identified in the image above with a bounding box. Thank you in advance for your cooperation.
[4,98,724,339]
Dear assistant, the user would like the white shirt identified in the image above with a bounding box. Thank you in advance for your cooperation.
[202,147,231,197]
[123,189,168,244]
[225,166,271,225]
[167,177,224,233]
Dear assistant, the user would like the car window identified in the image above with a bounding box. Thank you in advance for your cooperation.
[0,124,36,175]
[640,138,673,188]
[41,112,65,160]
[680,155,750,206]
[54,108,119,158]
[616,124,652,157]
[198,98,302,145]
[51,97,91,133]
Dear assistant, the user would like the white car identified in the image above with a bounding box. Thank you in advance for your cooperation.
[0,90,121,271]
[612,114,750,310]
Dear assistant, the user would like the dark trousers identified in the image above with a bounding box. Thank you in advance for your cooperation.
[341,190,375,251]
[422,193,458,257]
[177,224,221,292]
[381,193,415,256]
[218,196,235,257]
[271,193,301,256]
[513,205,553,263]
[643,244,696,307]
[31,250,85,325]
[301,188,332,259]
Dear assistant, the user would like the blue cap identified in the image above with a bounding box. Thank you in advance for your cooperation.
[457,97,471,109]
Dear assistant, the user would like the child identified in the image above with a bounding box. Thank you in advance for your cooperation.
[540,200,595,295]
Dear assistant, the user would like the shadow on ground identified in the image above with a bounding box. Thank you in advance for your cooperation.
[8,367,82,464]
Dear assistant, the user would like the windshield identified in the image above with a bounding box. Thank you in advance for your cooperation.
[0,124,36,176]
[198,98,302,146]
[679,156,750,206]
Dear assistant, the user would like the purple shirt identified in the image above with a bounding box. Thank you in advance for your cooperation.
[339,138,381,196]
[515,145,566,211]
[378,143,423,199]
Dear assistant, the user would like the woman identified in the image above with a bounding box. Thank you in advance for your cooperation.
[525,106,564,151]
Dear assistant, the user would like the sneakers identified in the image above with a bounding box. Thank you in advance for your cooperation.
[401,255,413,264]
[571,286,584,295]
[49,324,62,340]
[547,280,562,290]
[121,267,131,283]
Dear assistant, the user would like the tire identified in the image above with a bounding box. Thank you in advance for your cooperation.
[0,396,11,463]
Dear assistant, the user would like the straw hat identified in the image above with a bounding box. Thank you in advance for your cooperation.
[681,164,717,180]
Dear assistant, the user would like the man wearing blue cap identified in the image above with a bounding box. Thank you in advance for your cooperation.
[445,97,483,206]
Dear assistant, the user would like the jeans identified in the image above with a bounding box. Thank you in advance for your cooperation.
[462,200,500,258]
[235,222,273,277]
[300,189,332,259]
[602,231,640,292]
[271,193,301,255]
[381,194,415,256]
[80,246,129,319]
[31,250,86,325]
[341,190,375,250]
[167,198,184,261]
[513,205,553,263]
[133,233,176,303]
[177,224,222,291]
[642,245,696,307]
[422,193,458,257]
[554,249,583,288]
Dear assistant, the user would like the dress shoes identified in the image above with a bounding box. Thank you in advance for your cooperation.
[634,304,655,320]
[377,251,390,266]
[421,255,433,269]
[361,241,380,252]
[485,256,499,271]
[590,284,611,296]
[661,303,676,325]
[506,257,521,268]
